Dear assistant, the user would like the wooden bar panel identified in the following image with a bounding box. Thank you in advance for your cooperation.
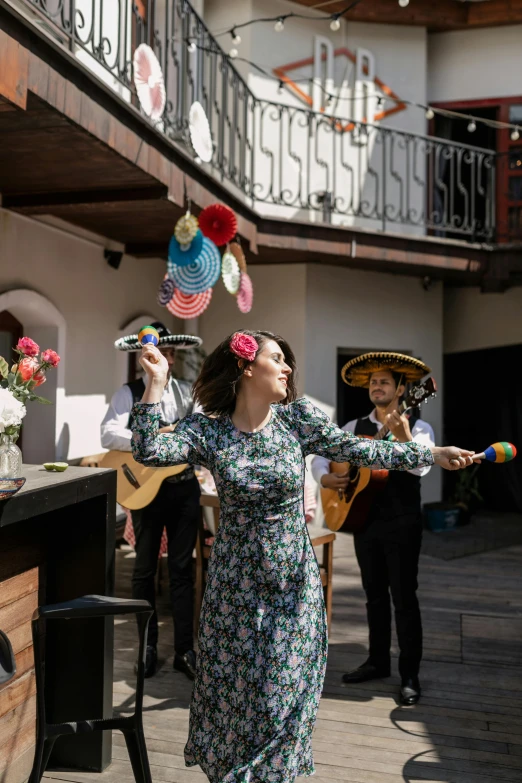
[0,30,28,109]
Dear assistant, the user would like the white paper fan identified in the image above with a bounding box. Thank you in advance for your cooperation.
[133,44,166,121]
[189,101,213,163]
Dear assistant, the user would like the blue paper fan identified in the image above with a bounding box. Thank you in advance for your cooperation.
[170,237,221,294]
[167,229,204,270]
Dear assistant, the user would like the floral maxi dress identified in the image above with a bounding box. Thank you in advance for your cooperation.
[131,398,434,783]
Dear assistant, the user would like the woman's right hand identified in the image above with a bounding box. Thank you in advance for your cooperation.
[139,346,168,389]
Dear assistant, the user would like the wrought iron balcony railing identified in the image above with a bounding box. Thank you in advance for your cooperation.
[11,0,497,241]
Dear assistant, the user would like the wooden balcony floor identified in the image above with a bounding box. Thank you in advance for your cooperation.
[43,528,522,783]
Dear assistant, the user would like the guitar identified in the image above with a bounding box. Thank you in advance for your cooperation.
[98,450,188,510]
[321,377,437,533]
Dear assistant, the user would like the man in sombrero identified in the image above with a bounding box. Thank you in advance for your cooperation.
[101,322,202,680]
[312,352,435,705]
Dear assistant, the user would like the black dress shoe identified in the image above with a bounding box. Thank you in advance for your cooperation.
[342,661,390,684]
[400,677,421,705]
[173,649,197,680]
[135,645,157,678]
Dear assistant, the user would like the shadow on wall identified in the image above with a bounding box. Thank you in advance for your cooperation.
[56,422,70,462]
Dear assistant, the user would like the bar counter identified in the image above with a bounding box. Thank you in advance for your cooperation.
[0,465,116,783]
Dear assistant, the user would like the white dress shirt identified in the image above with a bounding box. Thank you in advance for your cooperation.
[101,378,194,452]
[311,409,435,484]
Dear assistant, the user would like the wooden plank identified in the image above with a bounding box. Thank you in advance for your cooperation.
[0,568,38,609]
[0,30,28,109]
[0,696,36,768]
[0,592,38,634]
[0,672,36,721]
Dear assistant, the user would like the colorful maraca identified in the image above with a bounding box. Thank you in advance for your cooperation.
[138,325,160,364]
[473,442,517,463]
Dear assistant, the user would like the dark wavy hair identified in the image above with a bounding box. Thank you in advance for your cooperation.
[193,330,298,416]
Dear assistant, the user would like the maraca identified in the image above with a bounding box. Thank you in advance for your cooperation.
[473,442,517,463]
[138,325,160,364]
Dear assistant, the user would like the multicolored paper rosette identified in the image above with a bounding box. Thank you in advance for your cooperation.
[174,212,199,246]
[229,241,247,273]
[199,203,238,246]
[166,287,213,318]
[237,271,253,313]
[170,236,221,294]
[157,277,176,306]
[221,251,241,295]
[168,228,204,270]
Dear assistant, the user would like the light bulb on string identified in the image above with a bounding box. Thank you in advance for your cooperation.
[187,39,196,53]
[425,107,434,120]
[398,0,410,6]
[229,47,239,59]
[278,80,284,95]
[274,18,285,32]
[511,128,520,141]
[231,29,241,45]
[467,120,477,133]
[330,15,341,31]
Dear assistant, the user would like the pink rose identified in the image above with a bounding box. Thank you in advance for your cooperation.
[16,337,40,357]
[18,357,46,387]
[41,349,60,368]
[229,332,258,362]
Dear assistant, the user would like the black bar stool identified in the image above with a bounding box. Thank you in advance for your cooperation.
[29,595,153,783]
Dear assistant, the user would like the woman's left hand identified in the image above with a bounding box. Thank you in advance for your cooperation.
[431,446,478,470]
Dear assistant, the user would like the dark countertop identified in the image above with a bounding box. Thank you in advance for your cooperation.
[0,464,116,528]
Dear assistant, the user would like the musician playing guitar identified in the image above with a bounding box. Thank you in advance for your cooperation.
[311,352,435,706]
[101,322,202,680]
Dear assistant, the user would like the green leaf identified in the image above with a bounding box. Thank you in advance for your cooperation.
[0,356,8,379]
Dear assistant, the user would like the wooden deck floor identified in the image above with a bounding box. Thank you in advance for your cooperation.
[44,530,522,783]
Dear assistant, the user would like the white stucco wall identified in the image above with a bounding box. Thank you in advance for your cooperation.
[0,209,177,462]
[428,26,522,103]
[444,287,522,354]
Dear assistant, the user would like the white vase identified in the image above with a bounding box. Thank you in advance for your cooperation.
[0,429,23,478]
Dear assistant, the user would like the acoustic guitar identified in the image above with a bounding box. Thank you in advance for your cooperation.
[98,450,188,510]
[321,377,437,533]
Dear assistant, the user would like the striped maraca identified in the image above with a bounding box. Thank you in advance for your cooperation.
[473,442,517,463]
[138,325,160,364]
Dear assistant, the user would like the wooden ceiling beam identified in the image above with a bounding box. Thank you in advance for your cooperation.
[3,186,169,212]
[290,0,522,31]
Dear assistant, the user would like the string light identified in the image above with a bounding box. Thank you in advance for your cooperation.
[398,0,410,6]
[330,15,341,31]
[467,120,477,133]
[278,80,284,94]
[274,18,285,32]
[511,128,520,141]
[425,108,434,120]
[187,40,196,53]
[229,47,239,59]
[231,29,241,45]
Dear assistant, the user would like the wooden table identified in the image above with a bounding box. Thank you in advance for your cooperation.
[0,465,116,783]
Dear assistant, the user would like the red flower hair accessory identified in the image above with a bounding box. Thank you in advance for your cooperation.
[230,333,258,363]
[199,203,238,246]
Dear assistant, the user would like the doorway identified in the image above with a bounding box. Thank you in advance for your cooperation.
[0,310,24,448]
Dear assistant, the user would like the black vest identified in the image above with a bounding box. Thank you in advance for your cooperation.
[354,415,422,522]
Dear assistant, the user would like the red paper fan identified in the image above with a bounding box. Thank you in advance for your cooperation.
[198,204,237,246]
[166,288,212,319]
[237,272,253,314]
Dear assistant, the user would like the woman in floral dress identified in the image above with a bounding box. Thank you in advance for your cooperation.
[131,330,474,783]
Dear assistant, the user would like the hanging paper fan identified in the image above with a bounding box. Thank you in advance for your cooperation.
[133,44,166,121]
[222,251,241,295]
[174,212,199,246]
[229,241,247,273]
[189,101,213,163]
[237,272,253,314]
[166,288,213,319]
[157,277,175,306]
[168,229,204,271]
[170,237,221,294]
[199,203,238,246]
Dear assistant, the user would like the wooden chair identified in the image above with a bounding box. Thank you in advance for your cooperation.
[194,494,336,632]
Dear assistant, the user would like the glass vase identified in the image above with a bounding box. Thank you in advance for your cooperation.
[0,428,23,479]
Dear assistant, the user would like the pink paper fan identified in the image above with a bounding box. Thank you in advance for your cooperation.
[133,44,166,121]
[166,288,212,319]
[237,272,253,314]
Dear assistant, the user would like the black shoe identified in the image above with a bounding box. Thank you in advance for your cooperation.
[342,661,390,684]
[173,649,197,680]
[135,645,157,678]
[400,677,421,705]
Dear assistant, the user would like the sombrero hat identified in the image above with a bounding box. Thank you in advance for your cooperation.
[341,352,431,388]
[114,321,202,352]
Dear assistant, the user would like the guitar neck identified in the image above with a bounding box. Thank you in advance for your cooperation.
[374,399,410,441]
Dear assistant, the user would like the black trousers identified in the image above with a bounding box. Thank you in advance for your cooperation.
[353,515,423,679]
[131,476,200,654]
